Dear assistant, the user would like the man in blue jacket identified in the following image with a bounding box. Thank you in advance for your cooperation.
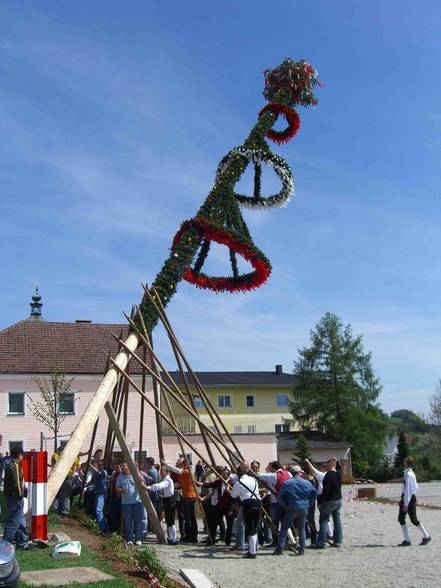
[273,465,317,556]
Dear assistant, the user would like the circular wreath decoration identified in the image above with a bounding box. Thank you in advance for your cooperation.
[216,147,294,210]
[259,103,300,144]
[172,218,271,293]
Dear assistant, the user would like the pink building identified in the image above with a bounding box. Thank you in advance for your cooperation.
[0,289,159,459]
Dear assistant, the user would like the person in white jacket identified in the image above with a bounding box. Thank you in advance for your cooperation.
[147,465,178,545]
[398,457,431,546]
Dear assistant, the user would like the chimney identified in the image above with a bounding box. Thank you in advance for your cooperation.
[275,364,283,375]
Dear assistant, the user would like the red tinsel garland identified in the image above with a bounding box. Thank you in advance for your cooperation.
[172,218,271,293]
[259,103,300,144]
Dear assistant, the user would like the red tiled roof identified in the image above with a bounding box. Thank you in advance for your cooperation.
[0,320,148,374]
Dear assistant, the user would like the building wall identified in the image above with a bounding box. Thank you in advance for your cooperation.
[165,385,293,434]
[0,374,159,459]
[162,433,278,467]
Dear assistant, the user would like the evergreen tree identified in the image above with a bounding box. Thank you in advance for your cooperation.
[290,312,386,470]
[394,431,410,468]
[292,433,311,467]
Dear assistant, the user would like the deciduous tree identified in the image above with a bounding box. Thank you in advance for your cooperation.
[26,370,75,452]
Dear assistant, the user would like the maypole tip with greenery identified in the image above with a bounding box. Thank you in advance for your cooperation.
[138,58,321,332]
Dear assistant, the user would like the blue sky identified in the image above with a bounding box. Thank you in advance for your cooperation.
[1,1,440,415]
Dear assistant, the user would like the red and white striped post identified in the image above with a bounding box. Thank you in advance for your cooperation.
[23,451,48,541]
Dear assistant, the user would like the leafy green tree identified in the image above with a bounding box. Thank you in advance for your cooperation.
[394,431,409,468]
[292,434,311,467]
[390,409,429,433]
[290,312,386,471]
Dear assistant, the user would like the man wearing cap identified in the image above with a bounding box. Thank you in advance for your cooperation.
[273,465,317,556]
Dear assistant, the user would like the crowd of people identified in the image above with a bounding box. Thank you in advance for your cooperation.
[48,449,345,557]
[1,448,432,556]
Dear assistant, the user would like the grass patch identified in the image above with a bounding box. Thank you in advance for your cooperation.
[17,541,134,588]
[71,509,177,588]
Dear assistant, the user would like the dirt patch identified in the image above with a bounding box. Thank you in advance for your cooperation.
[59,518,183,588]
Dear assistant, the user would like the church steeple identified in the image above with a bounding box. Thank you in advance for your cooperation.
[29,287,44,321]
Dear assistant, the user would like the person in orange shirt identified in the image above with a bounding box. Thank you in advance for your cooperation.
[164,458,198,543]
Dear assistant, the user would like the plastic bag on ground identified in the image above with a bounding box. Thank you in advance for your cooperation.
[52,541,82,558]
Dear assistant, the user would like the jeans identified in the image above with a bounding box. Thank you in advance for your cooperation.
[3,496,29,547]
[318,499,343,546]
[234,505,246,549]
[271,502,283,533]
[122,502,145,542]
[58,476,74,515]
[107,494,121,533]
[95,493,108,533]
[183,497,198,541]
[306,497,318,544]
[277,507,307,553]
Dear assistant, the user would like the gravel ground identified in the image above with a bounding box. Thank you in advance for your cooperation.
[153,498,440,588]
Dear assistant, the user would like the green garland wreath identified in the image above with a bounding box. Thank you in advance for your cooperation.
[215,147,294,209]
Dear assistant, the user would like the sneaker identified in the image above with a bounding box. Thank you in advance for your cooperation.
[330,543,342,548]
[272,548,283,555]
[135,540,142,547]
[167,540,178,546]
[17,543,32,551]
[230,545,245,551]
[420,537,432,546]
[398,540,411,547]
[125,541,134,548]
[242,552,257,559]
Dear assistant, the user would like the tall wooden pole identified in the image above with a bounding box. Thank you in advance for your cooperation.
[138,345,147,465]
[47,59,313,502]
[104,402,166,544]
[47,332,139,507]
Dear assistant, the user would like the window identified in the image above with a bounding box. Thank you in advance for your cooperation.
[218,395,231,408]
[276,394,289,408]
[8,392,24,415]
[59,393,75,415]
[192,395,204,409]
[275,424,290,433]
[246,395,255,407]
[9,440,23,454]
[234,424,243,434]
[247,424,256,433]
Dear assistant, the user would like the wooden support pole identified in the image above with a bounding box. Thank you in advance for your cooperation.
[147,335,165,461]
[135,301,216,465]
[110,337,234,467]
[109,357,277,535]
[147,332,212,543]
[104,402,166,544]
[138,345,147,465]
[122,366,129,437]
[121,314,236,466]
[47,331,139,508]
[109,358,224,481]
[142,287,243,462]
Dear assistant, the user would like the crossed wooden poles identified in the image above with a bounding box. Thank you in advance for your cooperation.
[73,283,278,544]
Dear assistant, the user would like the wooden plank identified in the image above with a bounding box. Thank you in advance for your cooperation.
[104,401,166,544]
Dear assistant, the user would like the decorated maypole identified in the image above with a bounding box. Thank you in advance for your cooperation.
[48,58,321,505]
